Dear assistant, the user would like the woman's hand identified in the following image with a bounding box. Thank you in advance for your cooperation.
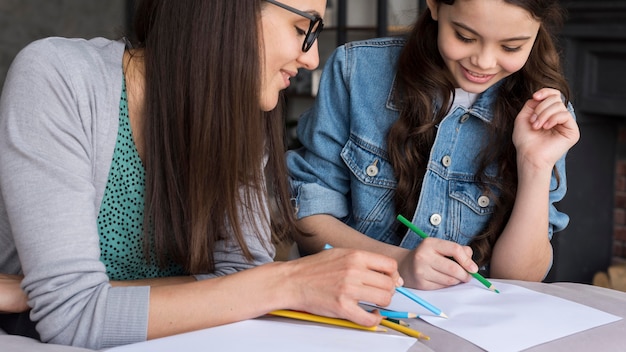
[513,88,580,170]
[285,247,402,328]
[0,274,28,313]
[398,238,477,290]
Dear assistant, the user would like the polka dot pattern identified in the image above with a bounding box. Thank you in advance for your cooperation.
[97,79,183,280]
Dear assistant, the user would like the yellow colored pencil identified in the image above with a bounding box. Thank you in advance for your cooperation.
[380,318,430,340]
[269,310,387,332]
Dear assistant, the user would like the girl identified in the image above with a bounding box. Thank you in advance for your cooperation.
[288,0,580,290]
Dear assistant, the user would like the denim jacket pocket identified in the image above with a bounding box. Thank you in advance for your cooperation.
[448,179,497,243]
[341,137,397,189]
[340,137,397,227]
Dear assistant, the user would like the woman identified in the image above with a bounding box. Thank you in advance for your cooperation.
[0,0,401,348]
[287,0,580,290]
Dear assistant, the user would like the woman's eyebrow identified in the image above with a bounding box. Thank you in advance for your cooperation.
[305,10,322,18]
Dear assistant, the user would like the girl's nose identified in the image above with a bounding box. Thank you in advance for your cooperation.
[471,46,497,70]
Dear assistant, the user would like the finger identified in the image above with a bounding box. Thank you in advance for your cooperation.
[357,282,396,308]
[426,239,477,273]
[528,88,562,122]
[360,251,399,278]
[531,99,568,129]
[330,250,400,301]
[532,87,561,101]
[408,253,469,289]
[540,109,575,130]
[355,266,397,291]
[519,99,541,123]
[457,246,478,272]
[342,305,384,327]
[432,254,473,282]
[351,250,404,289]
[420,265,465,288]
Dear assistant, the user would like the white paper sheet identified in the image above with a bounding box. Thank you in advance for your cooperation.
[383,280,622,352]
[105,316,417,352]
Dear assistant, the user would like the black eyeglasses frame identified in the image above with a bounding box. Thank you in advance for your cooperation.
[265,0,324,52]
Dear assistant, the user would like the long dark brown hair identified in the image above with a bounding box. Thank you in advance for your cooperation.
[129,0,295,274]
[388,0,569,266]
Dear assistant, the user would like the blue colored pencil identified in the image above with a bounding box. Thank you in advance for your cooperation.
[396,286,448,319]
[369,309,419,319]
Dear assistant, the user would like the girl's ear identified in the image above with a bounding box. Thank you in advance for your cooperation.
[426,0,439,21]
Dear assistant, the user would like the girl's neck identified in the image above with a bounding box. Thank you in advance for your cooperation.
[450,88,478,112]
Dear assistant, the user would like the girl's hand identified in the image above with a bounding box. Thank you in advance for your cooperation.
[286,247,401,327]
[513,88,580,170]
[399,238,477,290]
[0,273,28,313]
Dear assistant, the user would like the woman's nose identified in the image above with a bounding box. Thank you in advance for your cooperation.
[297,42,320,71]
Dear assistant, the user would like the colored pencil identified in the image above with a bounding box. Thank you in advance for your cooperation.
[396,286,448,318]
[379,318,430,340]
[269,310,387,332]
[396,214,500,294]
[370,309,419,319]
[325,243,447,318]
[385,317,410,327]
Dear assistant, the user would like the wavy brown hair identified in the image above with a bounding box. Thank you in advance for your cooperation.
[388,0,569,266]
[130,0,295,274]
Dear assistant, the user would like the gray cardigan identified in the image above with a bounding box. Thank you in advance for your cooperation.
[0,37,274,349]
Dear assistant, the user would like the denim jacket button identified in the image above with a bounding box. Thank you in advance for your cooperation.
[478,195,490,207]
[366,165,378,177]
[365,164,378,177]
[366,159,379,177]
[429,213,442,226]
[460,113,470,123]
[442,155,452,167]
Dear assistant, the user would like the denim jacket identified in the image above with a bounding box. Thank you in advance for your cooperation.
[287,37,571,251]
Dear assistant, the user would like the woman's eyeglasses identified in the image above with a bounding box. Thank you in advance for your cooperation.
[265,0,324,52]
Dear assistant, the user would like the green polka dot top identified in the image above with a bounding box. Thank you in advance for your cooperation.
[97,79,184,280]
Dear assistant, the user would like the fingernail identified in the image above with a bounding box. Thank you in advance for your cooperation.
[397,276,404,287]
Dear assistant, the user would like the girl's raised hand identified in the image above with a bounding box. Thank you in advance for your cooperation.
[513,88,580,170]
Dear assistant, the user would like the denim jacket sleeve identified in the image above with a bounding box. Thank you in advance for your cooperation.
[287,39,407,244]
[287,45,353,220]
[287,39,404,211]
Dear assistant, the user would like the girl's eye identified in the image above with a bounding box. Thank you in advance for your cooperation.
[455,32,474,43]
[503,45,522,53]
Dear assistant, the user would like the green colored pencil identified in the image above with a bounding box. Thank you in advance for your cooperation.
[396,214,500,294]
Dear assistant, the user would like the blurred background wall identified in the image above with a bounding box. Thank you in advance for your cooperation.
[0,0,129,85]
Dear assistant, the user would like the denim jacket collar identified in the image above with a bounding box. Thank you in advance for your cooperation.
[385,76,503,123]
